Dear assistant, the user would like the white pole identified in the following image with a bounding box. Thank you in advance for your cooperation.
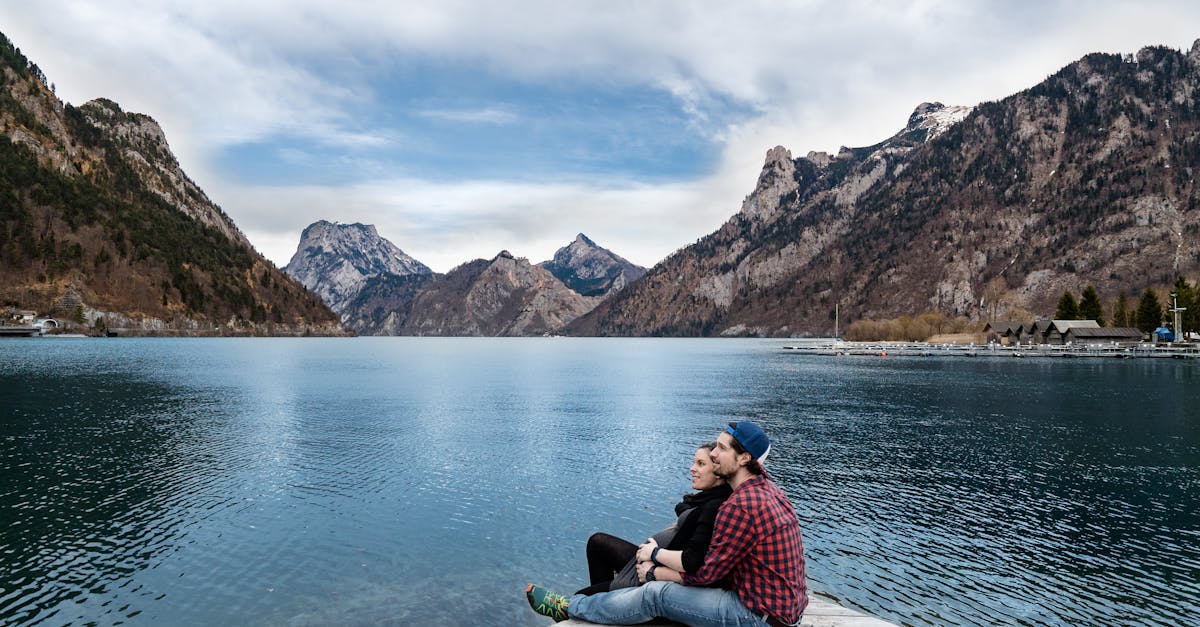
[1169,292,1186,344]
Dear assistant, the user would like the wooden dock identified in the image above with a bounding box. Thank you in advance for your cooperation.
[557,593,896,626]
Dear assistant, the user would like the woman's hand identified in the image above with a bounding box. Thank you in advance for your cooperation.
[636,560,654,583]
[636,538,659,563]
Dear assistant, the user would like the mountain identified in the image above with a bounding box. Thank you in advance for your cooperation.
[570,41,1200,337]
[540,233,646,297]
[284,220,432,316]
[363,251,597,336]
[335,233,640,335]
[0,32,343,335]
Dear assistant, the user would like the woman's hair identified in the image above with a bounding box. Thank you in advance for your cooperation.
[697,441,718,454]
[725,424,765,476]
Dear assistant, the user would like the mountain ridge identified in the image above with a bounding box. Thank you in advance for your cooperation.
[365,250,598,336]
[295,223,639,335]
[570,41,1200,336]
[0,31,344,335]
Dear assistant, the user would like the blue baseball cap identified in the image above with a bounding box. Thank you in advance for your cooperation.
[726,421,770,461]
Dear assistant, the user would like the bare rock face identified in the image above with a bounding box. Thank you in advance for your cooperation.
[572,40,1200,337]
[391,251,598,336]
[540,233,646,297]
[285,221,432,316]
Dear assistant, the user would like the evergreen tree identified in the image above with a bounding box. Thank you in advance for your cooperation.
[1171,275,1197,336]
[1135,288,1163,333]
[1054,290,1080,320]
[1111,291,1130,328]
[1078,285,1104,326]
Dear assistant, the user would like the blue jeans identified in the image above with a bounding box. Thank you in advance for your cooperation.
[568,581,768,627]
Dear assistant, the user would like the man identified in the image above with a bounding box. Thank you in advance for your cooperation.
[526,420,808,626]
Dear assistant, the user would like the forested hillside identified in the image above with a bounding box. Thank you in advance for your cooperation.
[0,33,342,335]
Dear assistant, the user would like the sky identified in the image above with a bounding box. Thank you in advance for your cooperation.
[3,1,1200,272]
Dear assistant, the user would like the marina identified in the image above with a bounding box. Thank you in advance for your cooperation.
[783,340,1200,359]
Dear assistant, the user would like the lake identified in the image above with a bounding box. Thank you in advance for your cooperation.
[2,338,1198,625]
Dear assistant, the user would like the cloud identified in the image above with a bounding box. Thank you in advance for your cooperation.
[4,1,1200,275]
[214,174,737,272]
[416,106,519,125]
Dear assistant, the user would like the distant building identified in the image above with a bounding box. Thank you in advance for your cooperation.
[1063,326,1144,345]
[1042,320,1100,345]
[1027,320,1055,344]
[3,308,38,325]
[987,319,1121,345]
[983,320,1024,345]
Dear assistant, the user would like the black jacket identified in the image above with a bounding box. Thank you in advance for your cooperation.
[666,484,733,574]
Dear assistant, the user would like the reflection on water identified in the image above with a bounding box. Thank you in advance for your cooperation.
[1,338,1198,625]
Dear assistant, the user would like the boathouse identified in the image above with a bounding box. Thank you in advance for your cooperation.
[1041,320,1100,345]
[984,320,1024,345]
[1063,326,1144,345]
[1028,320,1053,344]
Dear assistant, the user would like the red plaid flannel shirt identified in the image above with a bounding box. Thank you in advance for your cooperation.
[681,474,808,623]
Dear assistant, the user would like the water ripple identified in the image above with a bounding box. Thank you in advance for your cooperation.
[2,339,1199,625]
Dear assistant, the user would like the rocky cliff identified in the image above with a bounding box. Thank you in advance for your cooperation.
[285,220,432,316]
[571,42,1200,336]
[366,251,597,336]
[0,32,343,335]
[539,233,646,297]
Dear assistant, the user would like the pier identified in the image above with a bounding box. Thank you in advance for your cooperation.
[0,325,41,337]
[783,341,1200,359]
[557,593,897,626]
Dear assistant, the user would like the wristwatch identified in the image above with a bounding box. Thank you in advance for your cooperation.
[646,566,657,582]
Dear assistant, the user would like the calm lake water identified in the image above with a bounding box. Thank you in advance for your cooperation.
[2,338,1198,626]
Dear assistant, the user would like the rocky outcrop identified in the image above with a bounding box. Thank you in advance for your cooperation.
[571,41,1200,337]
[381,251,598,336]
[739,145,797,222]
[285,220,431,316]
[539,233,646,297]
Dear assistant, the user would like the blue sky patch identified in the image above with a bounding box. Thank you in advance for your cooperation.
[216,59,754,185]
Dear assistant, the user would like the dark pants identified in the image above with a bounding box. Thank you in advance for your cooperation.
[575,532,638,596]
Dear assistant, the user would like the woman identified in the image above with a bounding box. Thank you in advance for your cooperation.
[572,442,732,596]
